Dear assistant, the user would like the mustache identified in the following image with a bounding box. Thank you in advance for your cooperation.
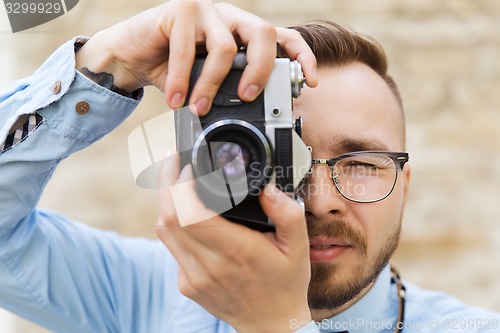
[307,218,367,255]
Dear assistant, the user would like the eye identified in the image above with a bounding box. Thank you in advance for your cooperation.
[345,160,379,170]
[336,155,394,178]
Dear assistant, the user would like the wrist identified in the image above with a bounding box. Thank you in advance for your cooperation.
[75,30,142,93]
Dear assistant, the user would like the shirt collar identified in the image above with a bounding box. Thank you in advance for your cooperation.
[318,265,393,333]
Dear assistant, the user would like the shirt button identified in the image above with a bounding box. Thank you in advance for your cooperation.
[75,101,90,115]
[52,81,62,94]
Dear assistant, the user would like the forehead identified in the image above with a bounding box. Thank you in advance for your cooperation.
[293,62,404,156]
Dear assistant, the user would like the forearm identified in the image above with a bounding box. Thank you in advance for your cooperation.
[0,37,140,235]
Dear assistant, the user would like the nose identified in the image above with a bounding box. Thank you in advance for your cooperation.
[301,164,349,220]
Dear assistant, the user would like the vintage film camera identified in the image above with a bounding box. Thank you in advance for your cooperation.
[175,49,311,232]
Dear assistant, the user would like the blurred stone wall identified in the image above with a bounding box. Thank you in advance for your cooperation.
[1,0,499,331]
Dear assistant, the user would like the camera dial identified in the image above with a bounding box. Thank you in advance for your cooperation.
[290,60,305,98]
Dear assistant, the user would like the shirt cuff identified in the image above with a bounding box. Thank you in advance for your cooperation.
[0,113,43,154]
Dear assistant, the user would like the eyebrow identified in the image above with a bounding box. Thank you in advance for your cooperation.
[329,136,391,155]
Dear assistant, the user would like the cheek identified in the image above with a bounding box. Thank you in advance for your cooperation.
[350,197,403,253]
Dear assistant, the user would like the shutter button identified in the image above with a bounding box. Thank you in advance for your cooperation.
[52,81,62,94]
[75,101,90,115]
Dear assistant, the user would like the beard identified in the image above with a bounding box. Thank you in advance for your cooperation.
[307,218,401,310]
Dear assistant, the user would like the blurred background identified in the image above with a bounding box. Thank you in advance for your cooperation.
[1,0,499,331]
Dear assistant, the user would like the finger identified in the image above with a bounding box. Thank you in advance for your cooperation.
[176,257,223,304]
[239,24,277,101]
[156,152,214,282]
[170,164,224,227]
[158,151,181,227]
[157,217,221,304]
[155,151,270,296]
[170,163,273,256]
[157,151,228,232]
[155,218,201,270]
[177,266,195,298]
[187,3,238,116]
[276,27,318,88]
[216,3,277,102]
[158,148,274,257]
[156,152,207,256]
[163,1,198,109]
[258,184,309,254]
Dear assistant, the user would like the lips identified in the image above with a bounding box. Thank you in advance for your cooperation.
[310,245,335,250]
[309,237,353,263]
[309,237,351,248]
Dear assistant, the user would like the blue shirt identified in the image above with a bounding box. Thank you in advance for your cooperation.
[0,37,499,333]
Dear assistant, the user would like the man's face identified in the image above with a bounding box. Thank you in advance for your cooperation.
[293,62,411,313]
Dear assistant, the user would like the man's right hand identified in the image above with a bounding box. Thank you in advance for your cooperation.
[75,0,317,115]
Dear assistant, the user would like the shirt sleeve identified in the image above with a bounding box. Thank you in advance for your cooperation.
[0,36,141,229]
[0,37,182,333]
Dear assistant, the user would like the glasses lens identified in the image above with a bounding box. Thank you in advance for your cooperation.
[333,153,397,202]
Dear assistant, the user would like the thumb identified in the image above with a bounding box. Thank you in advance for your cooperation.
[259,184,308,247]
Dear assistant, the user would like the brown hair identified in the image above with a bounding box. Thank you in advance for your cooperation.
[291,21,406,144]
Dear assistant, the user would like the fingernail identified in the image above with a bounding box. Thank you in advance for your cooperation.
[195,97,209,115]
[243,84,260,100]
[170,93,184,109]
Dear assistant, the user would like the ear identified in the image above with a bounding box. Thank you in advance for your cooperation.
[401,163,411,209]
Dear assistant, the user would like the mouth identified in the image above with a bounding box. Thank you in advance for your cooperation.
[309,237,352,247]
[310,245,338,250]
[309,237,353,263]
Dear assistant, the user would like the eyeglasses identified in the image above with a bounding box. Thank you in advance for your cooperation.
[302,151,409,203]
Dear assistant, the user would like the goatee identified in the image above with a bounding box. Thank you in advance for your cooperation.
[307,219,400,310]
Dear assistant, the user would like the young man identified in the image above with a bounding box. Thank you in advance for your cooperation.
[0,1,498,332]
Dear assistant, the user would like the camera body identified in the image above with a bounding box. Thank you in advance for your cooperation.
[175,51,311,232]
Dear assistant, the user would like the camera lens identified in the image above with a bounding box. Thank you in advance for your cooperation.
[213,142,250,178]
[192,120,272,201]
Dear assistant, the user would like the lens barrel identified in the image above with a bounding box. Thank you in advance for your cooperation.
[192,120,272,201]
